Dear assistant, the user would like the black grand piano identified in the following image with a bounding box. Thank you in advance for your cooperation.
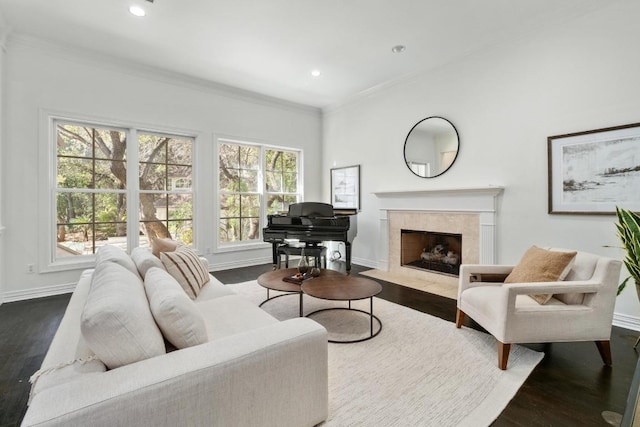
[263,202,358,273]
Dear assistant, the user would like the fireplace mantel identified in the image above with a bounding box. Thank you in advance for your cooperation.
[374,186,504,273]
[373,186,504,213]
[373,186,504,197]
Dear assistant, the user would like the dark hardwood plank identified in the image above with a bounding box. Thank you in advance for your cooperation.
[0,294,71,427]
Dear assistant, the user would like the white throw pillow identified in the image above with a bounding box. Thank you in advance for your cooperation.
[131,246,165,279]
[95,244,139,276]
[144,267,208,349]
[81,262,165,369]
[160,246,210,299]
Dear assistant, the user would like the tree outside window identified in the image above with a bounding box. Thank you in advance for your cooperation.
[138,133,193,247]
[218,141,300,244]
[56,124,128,256]
[55,122,194,259]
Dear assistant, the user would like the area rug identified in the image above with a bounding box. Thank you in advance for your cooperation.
[359,268,458,299]
[228,280,544,427]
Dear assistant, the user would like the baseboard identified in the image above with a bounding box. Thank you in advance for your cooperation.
[208,256,273,272]
[352,256,377,270]
[2,282,76,303]
[613,312,640,332]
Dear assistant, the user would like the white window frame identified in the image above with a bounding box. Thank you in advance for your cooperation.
[214,134,303,253]
[39,110,199,273]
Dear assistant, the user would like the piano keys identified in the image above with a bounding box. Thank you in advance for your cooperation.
[263,202,358,273]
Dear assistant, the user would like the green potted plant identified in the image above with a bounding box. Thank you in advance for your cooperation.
[614,206,640,296]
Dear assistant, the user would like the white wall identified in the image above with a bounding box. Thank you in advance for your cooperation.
[323,1,640,327]
[1,36,321,300]
[0,20,6,305]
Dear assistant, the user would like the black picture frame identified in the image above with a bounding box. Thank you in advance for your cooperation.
[548,122,640,214]
[330,165,360,211]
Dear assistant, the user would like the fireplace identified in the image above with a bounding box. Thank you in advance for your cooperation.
[373,187,504,288]
[401,230,462,276]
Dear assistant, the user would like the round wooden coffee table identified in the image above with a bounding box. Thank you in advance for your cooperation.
[301,275,382,343]
[257,268,343,317]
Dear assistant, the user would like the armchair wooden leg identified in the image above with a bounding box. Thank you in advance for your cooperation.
[595,340,612,366]
[498,342,511,370]
[455,309,465,328]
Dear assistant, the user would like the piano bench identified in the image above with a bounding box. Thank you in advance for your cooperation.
[278,245,327,269]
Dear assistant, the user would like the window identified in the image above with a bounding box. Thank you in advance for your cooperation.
[218,139,301,245]
[54,120,194,261]
[138,133,194,247]
[56,124,128,256]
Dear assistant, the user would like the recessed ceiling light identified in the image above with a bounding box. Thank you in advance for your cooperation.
[391,45,406,54]
[129,6,146,17]
[311,70,321,77]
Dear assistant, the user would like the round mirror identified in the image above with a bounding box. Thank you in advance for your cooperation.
[403,116,459,178]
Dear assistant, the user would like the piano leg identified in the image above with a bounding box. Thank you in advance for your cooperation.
[345,241,352,274]
[271,242,279,270]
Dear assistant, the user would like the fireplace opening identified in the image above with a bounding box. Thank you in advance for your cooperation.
[401,229,462,276]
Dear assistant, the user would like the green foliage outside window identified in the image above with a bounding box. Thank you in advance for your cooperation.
[55,123,194,257]
[218,142,300,243]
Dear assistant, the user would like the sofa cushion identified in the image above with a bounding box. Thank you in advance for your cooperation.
[151,237,182,257]
[196,276,238,301]
[29,354,106,404]
[196,295,279,341]
[555,251,600,305]
[144,267,208,349]
[95,244,139,276]
[131,246,165,279]
[505,246,577,304]
[81,262,165,369]
[161,246,210,299]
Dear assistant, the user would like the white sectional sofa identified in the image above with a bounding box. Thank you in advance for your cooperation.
[22,245,328,427]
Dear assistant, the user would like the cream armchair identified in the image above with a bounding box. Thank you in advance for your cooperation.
[456,250,622,370]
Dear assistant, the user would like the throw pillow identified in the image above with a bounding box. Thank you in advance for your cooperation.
[144,267,208,349]
[131,246,165,279]
[160,246,210,299]
[151,237,182,258]
[505,246,577,305]
[94,244,139,276]
[81,262,165,369]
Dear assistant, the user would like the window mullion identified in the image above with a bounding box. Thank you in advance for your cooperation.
[127,128,140,251]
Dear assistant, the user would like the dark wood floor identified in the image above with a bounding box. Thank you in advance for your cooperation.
[1,262,638,426]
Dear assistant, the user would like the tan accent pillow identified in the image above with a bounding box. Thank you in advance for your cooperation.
[505,246,577,305]
[151,238,182,258]
[160,246,210,299]
[144,267,208,349]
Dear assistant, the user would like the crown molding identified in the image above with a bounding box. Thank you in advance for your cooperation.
[7,33,321,116]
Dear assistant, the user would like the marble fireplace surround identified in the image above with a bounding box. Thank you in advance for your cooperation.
[373,187,504,290]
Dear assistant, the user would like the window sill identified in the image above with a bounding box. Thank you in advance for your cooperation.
[215,241,271,253]
[41,257,96,274]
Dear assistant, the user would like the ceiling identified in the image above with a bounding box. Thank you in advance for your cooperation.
[0,0,613,108]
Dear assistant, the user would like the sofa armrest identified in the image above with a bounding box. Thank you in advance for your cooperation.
[23,318,328,427]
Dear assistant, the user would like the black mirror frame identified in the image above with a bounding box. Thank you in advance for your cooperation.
[403,116,460,178]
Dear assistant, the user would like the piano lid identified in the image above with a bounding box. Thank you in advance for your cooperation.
[287,202,334,218]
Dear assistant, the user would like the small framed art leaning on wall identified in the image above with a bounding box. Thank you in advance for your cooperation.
[330,165,360,211]
[548,122,640,215]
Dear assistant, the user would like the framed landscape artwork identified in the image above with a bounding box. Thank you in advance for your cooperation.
[548,122,640,214]
[330,165,360,211]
